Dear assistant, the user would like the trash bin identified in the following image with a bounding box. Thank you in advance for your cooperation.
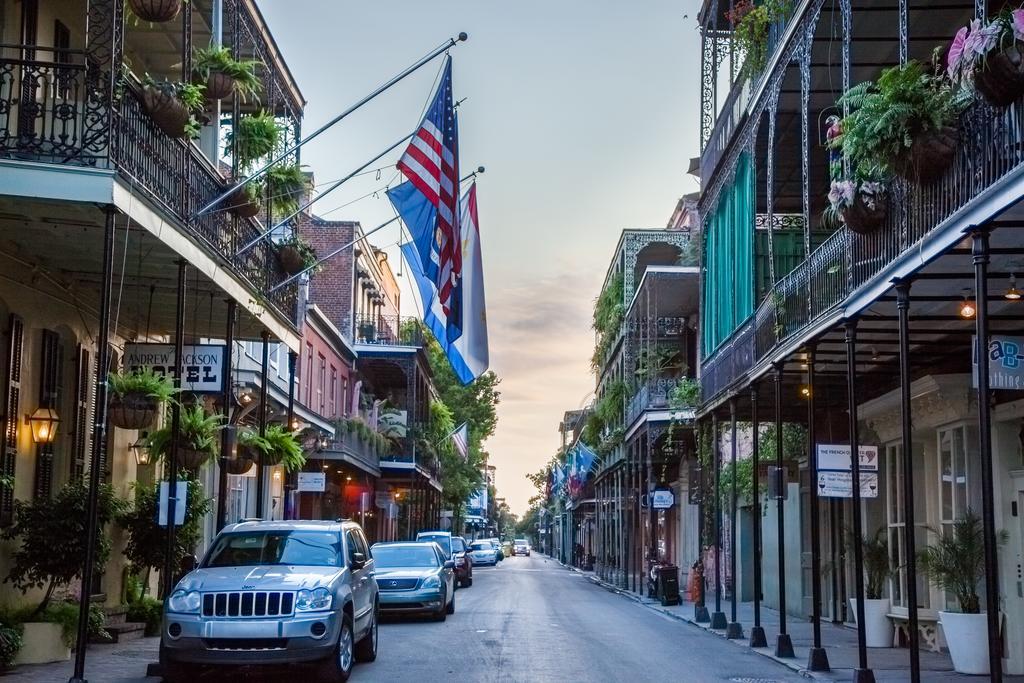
[655,564,680,606]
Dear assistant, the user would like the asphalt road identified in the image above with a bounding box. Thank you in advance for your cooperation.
[364,552,804,683]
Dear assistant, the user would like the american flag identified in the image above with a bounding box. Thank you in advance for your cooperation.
[397,56,462,332]
[451,423,469,461]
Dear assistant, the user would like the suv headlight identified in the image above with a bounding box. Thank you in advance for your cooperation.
[167,590,201,614]
[421,575,441,589]
[295,587,332,612]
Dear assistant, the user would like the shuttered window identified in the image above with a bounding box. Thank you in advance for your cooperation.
[1,315,25,524]
[34,329,62,498]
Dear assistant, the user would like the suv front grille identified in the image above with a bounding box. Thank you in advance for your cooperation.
[201,591,295,618]
[376,578,419,591]
[203,638,288,650]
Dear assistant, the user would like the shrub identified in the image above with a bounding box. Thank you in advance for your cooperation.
[126,597,163,637]
[0,623,23,668]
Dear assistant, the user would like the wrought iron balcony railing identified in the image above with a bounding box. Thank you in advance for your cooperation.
[625,378,685,428]
[701,99,1024,405]
[354,315,423,347]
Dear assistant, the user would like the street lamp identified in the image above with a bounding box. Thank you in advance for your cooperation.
[131,433,152,467]
[26,407,60,444]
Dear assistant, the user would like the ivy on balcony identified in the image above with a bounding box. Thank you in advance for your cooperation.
[590,272,624,373]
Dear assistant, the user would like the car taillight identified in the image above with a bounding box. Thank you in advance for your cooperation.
[456,557,465,566]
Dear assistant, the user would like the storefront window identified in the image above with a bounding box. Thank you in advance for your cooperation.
[885,443,929,610]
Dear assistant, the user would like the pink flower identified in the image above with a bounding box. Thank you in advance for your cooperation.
[948,26,969,79]
[1012,9,1024,41]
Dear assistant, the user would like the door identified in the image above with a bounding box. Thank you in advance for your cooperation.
[346,529,373,634]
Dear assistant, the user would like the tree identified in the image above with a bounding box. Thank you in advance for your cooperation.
[117,476,211,597]
[2,480,124,613]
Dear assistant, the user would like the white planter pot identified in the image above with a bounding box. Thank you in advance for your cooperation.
[939,611,991,675]
[13,622,70,665]
[849,598,894,648]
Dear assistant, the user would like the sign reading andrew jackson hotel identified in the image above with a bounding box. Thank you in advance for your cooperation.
[123,343,225,394]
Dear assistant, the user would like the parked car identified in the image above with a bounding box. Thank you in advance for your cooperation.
[415,531,452,559]
[160,519,378,683]
[501,540,514,558]
[371,542,455,621]
[451,535,474,587]
[468,540,499,566]
[487,538,504,561]
[513,538,530,556]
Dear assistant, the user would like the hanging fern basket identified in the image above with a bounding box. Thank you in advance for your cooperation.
[228,185,261,218]
[974,42,1024,108]
[141,85,189,139]
[225,455,255,475]
[176,448,211,470]
[259,450,284,467]
[205,71,236,101]
[109,393,159,430]
[895,125,959,186]
[278,245,306,275]
[841,193,889,235]
[128,0,183,23]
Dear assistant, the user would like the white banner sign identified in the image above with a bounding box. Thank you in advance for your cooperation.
[816,444,879,472]
[817,471,879,498]
[123,343,225,394]
[651,488,676,509]
[297,472,326,492]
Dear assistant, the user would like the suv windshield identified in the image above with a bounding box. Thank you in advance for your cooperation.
[418,534,452,557]
[372,545,439,568]
[470,541,490,551]
[452,537,466,553]
[204,531,342,568]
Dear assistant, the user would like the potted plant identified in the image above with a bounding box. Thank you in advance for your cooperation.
[145,405,223,469]
[824,176,889,235]
[234,428,269,473]
[726,0,792,78]
[141,77,206,139]
[919,510,1008,674]
[224,112,279,218]
[847,528,894,648]
[0,622,22,672]
[265,163,311,217]
[192,45,262,102]
[127,0,186,23]
[948,9,1024,107]
[277,234,318,275]
[838,61,970,185]
[107,367,176,430]
[262,424,306,471]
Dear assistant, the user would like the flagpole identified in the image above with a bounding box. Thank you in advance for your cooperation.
[234,133,414,258]
[195,32,469,218]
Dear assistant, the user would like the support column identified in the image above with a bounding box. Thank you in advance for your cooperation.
[971,228,1003,682]
[163,260,188,598]
[710,413,727,629]
[774,364,795,657]
[726,399,743,639]
[255,330,270,518]
[284,350,297,521]
[807,345,830,671]
[216,300,237,531]
[896,280,922,683]
[749,385,767,647]
[695,420,710,623]
[846,319,875,683]
[69,208,116,683]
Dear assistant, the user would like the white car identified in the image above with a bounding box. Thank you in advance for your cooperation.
[468,540,499,566]
[513,539,530,557]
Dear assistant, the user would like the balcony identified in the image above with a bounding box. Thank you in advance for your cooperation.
[625,378,684,428]
[354,315,423,347]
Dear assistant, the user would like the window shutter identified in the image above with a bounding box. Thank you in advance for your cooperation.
[1,315,25,525]
[33,330,61,498]
[71,345,91,481]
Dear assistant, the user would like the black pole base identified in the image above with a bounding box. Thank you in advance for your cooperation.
[694,604,710,623]
[749,625,768,648]
[852,668,876,683]
[710,611,728,629]
[726,621,744,639]
[775,633,795,658]
[807,646,830,672]
[68,678,87,683]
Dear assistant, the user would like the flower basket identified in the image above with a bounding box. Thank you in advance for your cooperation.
[141,85,190,139]
[176,448,211,470]
[205,71,236,101]
[841,191,889,235]
[278,244,306,275]
[109,393,159,430]
[974,41,1024,107]
[897,124,959,185]
[228,185,262,218]
[128,0,182,23]
[224,456,254,475]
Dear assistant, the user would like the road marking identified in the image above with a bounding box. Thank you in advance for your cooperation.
[475,629,487,633]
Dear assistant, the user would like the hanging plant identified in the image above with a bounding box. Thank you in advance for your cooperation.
[237,428,271,462]
[947,8,1024,107]
[824,177,889,235]
[226,111,280,171]
[107,367,176,430]
[837,61,970,185]
[192,45,262,102]
[145,406,223,469]
[262,424,306,471]
[277,233,318,275]
[265,164,311,217]
[227,181,262,219]
[727,0,792,79]
[141,76,206,139]
[127,0,186,23]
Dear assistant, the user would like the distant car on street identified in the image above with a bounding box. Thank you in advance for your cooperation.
[485,538,504,561]
[468,540,499,566]
[371,542,455,621]
[513,539,530,557]
[501,540,514,558]
[416,531,473,588]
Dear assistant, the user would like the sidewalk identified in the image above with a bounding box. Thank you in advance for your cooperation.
[564,560,1023,682]
[4,637,159,682]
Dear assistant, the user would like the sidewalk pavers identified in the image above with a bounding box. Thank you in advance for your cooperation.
[4,636,160,682]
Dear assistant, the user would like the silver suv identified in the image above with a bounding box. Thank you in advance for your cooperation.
[160,519,378,682]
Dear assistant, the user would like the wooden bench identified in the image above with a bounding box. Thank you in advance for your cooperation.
[887,612,941,653]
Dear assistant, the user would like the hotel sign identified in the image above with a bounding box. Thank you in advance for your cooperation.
[123,343,225,394]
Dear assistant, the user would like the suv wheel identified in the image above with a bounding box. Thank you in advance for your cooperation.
[160,642,201,683]
[354,602,378,663]
[317,612,354,682]
[446,591,456,615]
[433,589,448,622]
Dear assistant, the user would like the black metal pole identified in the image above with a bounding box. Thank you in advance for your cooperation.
[895,280,922,683]
[711,412,727,629]
[774,364,794,657]
[285,350,297,520]
[162,261,187,599]
[807,345,830,671]
[971,228,1003,682]
[256,330,270,518]
[845,319,875,683]
[726,399,743,639]
[69,209,116,683]
[695,420,710,623]
[216,300,236,531]
[749,384,767,648]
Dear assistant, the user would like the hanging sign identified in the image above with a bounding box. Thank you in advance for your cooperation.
[651,488,675,509]
[972,335,1024,389]
[815,444,879,498]
[123,343,225,394]
[158,481,188,526]
[297,472,326,492]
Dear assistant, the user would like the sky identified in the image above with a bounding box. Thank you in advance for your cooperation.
[257,0,703,515]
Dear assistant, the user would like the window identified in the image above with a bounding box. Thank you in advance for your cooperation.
[204,531,342,568]
[304,343,313,407]
[329,365,337,418]
[885,442,930,609]
[938,425,975,528]
[317,354,326,413]
[342,377,350,416]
